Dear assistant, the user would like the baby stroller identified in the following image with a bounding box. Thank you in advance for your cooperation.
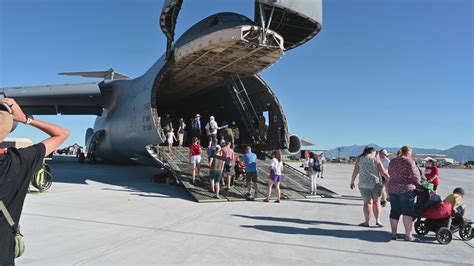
[414,185,472,244]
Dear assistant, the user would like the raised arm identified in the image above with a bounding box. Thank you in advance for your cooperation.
[1,98,69,156]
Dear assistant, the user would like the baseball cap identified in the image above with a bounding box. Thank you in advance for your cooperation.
[0,111,13,141]
[453,187,465,196]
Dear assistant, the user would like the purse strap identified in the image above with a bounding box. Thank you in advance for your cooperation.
[0,200,17,232]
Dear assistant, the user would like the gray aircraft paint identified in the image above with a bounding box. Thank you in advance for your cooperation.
[0,1,323,165]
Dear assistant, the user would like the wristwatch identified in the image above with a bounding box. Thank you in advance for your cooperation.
[25,114,34,125]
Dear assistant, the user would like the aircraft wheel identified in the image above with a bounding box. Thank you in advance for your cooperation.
[78,152,85,164]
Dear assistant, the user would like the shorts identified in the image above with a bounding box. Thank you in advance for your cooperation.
[208,148,216,159]
[224,164,232,174]
[246,172,258,183]
[389,190,416,219]
[359,184,383,200]
[210,170,222,183]
[191,155,202,165]
[178,133,184,142]
[271,174,281,183]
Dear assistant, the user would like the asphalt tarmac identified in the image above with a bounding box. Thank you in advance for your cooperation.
[16,157,473,265]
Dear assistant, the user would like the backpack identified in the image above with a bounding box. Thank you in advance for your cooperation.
[312,159,321,172]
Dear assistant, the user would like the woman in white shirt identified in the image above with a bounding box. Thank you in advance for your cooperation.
[265,150,284,203]
[307,152,317,195]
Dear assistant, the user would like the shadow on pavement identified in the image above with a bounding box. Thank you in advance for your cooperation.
[49,157,193,201]
[296,200,362,206]
[241,224,390,243]
[232,215,355,227]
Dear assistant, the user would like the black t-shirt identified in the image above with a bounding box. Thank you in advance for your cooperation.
[0,143,46,264]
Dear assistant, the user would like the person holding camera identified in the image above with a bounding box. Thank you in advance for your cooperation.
[0,98,69,264]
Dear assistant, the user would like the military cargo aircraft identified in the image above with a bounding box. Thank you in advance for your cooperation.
[0,0,322,165]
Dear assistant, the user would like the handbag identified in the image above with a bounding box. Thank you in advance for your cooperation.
[0,201,25,258]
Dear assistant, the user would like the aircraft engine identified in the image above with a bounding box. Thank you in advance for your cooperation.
[281,134,302,156]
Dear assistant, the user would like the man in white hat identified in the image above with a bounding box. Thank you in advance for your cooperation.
[205,115,218,140]
[0,98,69,264]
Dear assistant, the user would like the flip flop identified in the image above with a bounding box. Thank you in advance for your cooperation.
[375,223,384,228]
[391,234,397,240]
[358,222,370,227]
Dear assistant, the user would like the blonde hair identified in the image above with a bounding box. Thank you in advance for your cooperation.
[396,146,412,157]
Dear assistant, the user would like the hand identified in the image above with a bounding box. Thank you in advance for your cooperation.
[350,182,355,190]
[0,98,26,123]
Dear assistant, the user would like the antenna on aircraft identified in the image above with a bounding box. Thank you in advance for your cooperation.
[58,68,130,80]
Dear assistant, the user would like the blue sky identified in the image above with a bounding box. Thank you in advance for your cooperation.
[1,0,472,150]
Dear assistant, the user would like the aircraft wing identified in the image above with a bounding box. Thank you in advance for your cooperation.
[0,82,107,115]
[300,137,315,146]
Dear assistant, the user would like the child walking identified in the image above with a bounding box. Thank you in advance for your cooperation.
[166,129,177,152]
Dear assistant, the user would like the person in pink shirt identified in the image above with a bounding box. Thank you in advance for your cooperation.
[387,146,421,241]
[221,141,235,190]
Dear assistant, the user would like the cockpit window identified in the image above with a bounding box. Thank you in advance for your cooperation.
[209,17,220,28]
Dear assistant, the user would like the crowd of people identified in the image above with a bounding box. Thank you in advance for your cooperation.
[350,145,467,241]
[161,113,241,151]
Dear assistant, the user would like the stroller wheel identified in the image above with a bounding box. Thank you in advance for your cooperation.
[459,223,473,241]
[415,220,429,236]
[436,227,452,245]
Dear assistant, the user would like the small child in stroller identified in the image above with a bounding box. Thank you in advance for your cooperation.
[415,187,471,244]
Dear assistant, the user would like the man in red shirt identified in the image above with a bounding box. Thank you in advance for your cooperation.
[189,137,202,183]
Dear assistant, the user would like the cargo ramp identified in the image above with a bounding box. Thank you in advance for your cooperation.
[147,146,339,203]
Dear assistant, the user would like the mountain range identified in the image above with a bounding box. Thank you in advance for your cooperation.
[323,144,474,163]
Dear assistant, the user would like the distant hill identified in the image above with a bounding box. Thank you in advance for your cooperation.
[324,144,474,163]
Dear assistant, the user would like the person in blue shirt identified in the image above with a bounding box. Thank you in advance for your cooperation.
[242,146,258,199]
[191,114,201,140]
